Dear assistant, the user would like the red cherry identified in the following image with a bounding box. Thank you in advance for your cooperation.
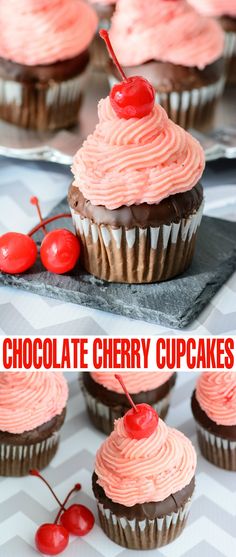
[60,504,95,536]
[100,30,155,119]
[115,375,159,439]
[40,229,80,274]
[35,524,69,556]
[0,232,37,274]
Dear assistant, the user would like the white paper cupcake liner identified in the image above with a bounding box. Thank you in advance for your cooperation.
[196,424,236,471]
[97,497,192,549]
[0,431,60,476]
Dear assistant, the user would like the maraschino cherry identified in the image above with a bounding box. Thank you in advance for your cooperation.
[30,197,80,274]
[0,232,37,274]
[100,30,155,119]
[115,374,159,439]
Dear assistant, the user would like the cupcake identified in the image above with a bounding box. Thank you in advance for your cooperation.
[81,372,176,434]
[0,372,68,476]
[88,0,116,69]
[0,0,98,130]
[189,1,236,84]
[92,375,196,549]
[108,0,225,130]
[69,31,205,284]
[191,372,236,471]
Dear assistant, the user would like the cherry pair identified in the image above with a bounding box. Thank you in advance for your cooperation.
[0,197,80,276]
[30,470,94,555]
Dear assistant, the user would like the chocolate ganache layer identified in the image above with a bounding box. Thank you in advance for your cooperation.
[0,408,66,446]
[109,59,224,93]
[191,391,236,441]
[0,49,90,84]
[82,373,177,408]
[92,473,195,520]
[68,183,203,229]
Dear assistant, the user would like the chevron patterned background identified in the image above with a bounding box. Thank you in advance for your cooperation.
[0,372,235,557]
[0,156,236,335]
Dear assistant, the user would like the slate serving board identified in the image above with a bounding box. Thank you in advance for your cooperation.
[1,199,236,328]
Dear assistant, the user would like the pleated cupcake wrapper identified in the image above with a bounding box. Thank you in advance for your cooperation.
[0,70,88,130]
[224,31,236,61]
[97,498,192,550]
[196,425,236,472]
[0,431,60,477]
[109,75,225,130]
[71,201,204,283]
[81,378,173,435]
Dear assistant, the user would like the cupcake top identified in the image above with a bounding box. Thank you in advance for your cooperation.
[95,414,196,505]
[189,1,236,18]
[0,0,98,66]
[196,372,236,426]
[72,96,205,210]
[91,372,174,393]
[0,372,68,434]
[109,0,224,69]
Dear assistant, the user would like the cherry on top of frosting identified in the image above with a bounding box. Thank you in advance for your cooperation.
[100,30,155,120]
[115,374,159,440]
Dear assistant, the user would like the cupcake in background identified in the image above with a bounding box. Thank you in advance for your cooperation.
[0,372,68,476]
[0,0,97,130]
[93,375,196,549]
[81,372,177,434]
[89,0,116,25]
[109,0,225,130]
[88,0,117,69]
[191,372,236,471]
[188,0,236,84]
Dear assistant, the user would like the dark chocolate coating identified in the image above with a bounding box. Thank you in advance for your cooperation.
[0,49,90,84]
[68,183,203,229]
[82,372,177,408]
[191,391,236,441]
[108,58,224,93]
[0,408,66,446]
[92,473,195,520]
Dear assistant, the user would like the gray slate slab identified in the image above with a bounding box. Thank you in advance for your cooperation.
[1,199,236,328]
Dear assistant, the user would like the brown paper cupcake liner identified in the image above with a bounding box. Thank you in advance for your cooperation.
[71,201,204,283]
[97,498,192,549]
[0,431,60,476]
[109,76,225,130]
[196,425,236,471]
[81,380,174,435]
[0,70,88,131]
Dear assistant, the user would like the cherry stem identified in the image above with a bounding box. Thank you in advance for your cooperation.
[54,484,82,525]
[115,374,139,413]
[99,29,127,82]
[29,470,65,510]
[28,213,72,237]
[30,197,47,235]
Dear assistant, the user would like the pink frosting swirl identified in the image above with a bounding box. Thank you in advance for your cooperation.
[189,1,236,17]
[91,372,174,393]
[0,372,68,434]
[196,372,236,426]
[0,0,98,65]
[72,96,205,210]
[95,416,196,505]
[109,0,224,69]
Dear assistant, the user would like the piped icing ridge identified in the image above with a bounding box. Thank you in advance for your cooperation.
[72,96,205,210]
[0,372,68,434]
[189,0,236,18]
[109,0,224,69]
[0,0,98,66]
[91,372,174,394]
[95,416,196,505]
[196,372,236,426]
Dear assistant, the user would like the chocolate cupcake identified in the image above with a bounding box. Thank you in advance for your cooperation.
[0,0,97,130]
[88,0,116,70]
[0,372,68,476]
[191,372,236,471]
[81,372,177,434]
[189,0,236,85]
[69,48,205,283]
[93,377,197,549]
[108,0,225,130]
